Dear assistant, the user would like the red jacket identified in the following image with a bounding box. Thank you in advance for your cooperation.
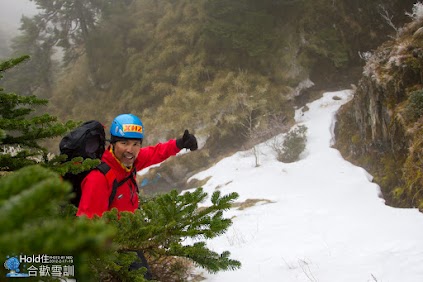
[76,139,180,218]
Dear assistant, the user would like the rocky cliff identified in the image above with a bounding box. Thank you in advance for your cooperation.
[335,7,423,209]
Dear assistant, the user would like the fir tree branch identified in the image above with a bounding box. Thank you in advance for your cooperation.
[0,55,30,73]
[103,187,241,274]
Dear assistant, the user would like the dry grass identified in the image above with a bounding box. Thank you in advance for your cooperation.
[215,181,233,190]
[186,176,212,190]
[232,198,275,210]
[149,255,199,282]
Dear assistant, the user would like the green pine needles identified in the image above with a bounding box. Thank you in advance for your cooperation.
[0,165,115,281]
[0,56,77,172]
[100,188,241,280]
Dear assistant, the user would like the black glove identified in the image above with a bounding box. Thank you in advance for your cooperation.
[176,129,198,151]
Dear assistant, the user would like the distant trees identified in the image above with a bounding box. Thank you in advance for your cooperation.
[27,0,112,65]
[203,0,278,65]
[3,16,58,98]
[1,0,414,184]
[3,0,117,96]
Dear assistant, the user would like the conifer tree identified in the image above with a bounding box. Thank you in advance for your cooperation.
[0,56,77,172]
[0,165,115,281]
[0,56,116,281]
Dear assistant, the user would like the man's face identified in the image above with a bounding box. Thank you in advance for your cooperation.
[112,139,142,167]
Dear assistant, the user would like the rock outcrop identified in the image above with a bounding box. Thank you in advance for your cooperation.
[335,9,423,209]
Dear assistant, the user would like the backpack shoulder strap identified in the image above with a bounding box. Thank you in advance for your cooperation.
[97,162,111,175]
[96,162,117,209]
[128,168,138,191]
[96,162,138,209]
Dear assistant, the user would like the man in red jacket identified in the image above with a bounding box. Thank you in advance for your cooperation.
[76,113,198,218]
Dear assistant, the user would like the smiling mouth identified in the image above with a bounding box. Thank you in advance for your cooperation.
[123,154,134,160]
[122,154,135,165]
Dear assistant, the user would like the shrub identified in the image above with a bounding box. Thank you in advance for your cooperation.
[275,125,307,163]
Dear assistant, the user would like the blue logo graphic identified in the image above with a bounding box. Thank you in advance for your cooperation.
[4,256,29,277]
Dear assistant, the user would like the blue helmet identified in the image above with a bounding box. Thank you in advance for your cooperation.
[110,114,144,140]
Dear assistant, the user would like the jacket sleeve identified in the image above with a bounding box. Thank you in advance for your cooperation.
[135,139,181,171]
[76,170,110,218]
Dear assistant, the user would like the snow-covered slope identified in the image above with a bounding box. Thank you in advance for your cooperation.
[187,90,423,282]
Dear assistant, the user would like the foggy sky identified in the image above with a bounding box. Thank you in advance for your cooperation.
[0,0,38,34]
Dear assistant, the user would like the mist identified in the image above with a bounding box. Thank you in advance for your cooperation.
[0,0,37,29]
[0,0,38,57]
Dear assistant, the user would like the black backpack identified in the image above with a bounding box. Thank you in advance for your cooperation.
[60,120,106,161]
[60,120,137,208]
